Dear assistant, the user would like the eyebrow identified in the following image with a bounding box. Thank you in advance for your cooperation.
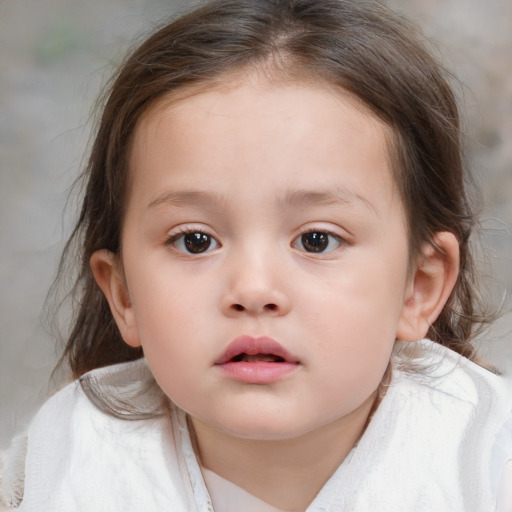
[147,187,376,214]
[279,188,376,214]
[148,190,229,210]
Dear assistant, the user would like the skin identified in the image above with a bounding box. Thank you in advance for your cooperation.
[91,74,459,510]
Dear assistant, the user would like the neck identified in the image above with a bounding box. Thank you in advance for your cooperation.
[190,392,377,511]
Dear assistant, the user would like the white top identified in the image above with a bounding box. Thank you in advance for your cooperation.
[201,467,293,512]
[1,339,511,511]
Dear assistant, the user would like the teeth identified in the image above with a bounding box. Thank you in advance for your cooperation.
[232,354,285,363]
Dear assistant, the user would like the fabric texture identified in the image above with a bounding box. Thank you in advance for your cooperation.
[0,433,27,511]
[1,339,511,512]
[201,467,294,512]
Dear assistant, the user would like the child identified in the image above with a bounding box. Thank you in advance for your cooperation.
[1,0,511,510]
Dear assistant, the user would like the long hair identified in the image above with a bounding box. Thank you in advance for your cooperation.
[55,0,487,389]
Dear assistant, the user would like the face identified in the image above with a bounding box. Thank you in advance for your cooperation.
[106,77,417,440]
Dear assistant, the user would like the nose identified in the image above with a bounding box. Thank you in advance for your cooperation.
[220,250,291,318]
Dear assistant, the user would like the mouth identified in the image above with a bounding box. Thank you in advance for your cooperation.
[230,353,287,363]
[214,335,300,365]
[214,336,300,384]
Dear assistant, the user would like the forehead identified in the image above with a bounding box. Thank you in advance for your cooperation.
[128,76,400,215]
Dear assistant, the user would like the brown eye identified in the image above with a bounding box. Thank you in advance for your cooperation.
[301,232,328,252]
[170,231,220,254]
[293,231,342,253]
[184,232,212,253]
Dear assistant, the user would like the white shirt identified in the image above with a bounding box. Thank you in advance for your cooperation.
[1,339,511,511]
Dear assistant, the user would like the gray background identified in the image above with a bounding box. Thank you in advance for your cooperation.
[1,0,511,448]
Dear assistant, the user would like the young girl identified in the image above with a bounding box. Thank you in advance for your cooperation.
[1,0,511,510]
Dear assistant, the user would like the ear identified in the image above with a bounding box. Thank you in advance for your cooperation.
[396,232,460,342]
[90,249,141,348]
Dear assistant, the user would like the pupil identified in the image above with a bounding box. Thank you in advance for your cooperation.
[184,232,211,253]
[302,232,328,252]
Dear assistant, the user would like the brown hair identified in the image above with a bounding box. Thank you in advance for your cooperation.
[56,0,488,384]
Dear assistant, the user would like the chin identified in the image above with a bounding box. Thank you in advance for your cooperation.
[214,414,316,442]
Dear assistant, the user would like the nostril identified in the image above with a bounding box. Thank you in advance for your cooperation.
[229,303,278,313]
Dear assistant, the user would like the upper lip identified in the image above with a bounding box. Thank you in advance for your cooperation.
[214,335,300,365]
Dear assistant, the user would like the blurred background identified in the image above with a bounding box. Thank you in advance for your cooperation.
[1,0,511,447]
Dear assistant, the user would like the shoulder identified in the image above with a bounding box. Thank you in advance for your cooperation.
[391,339,511,448]
[393,339,510,412]
[0,368,111,510]
[23,358,165,456]
[0,377,82,511]
[389,339,512,508]
[27,356,166,432]
[0,433,27,511]
[1,359,183,511]
[294,339,512,511]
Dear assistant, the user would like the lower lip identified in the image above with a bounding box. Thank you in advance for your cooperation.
[215,361,299,384]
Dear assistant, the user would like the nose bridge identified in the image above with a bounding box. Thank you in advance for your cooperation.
[221,239,290,316]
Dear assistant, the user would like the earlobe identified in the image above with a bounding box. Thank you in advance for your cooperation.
[90,249,141,348]
[396,232,460,342]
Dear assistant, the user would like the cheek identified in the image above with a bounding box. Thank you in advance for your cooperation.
[135,306,207,409]
[126,265,218,369]
[296,256,405,378]
[129,261,214,330]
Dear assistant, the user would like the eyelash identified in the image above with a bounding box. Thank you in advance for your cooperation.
[165,227,346,255]
[166,227,221,255]
[292,229,345,254]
